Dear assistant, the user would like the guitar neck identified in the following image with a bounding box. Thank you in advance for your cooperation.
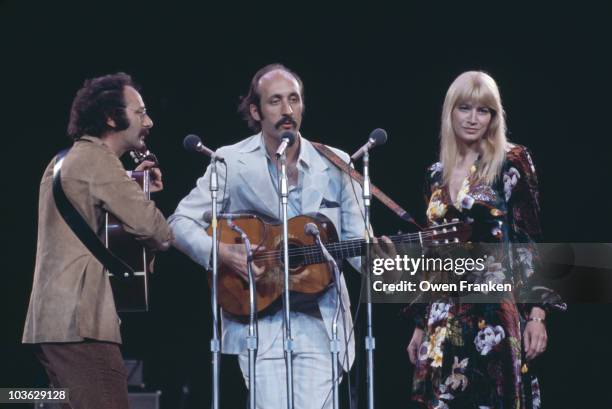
[324,231,432,261]
[263,231,433,267]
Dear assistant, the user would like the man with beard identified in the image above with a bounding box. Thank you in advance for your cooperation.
[23,73,173,409]
[169,64,365,408]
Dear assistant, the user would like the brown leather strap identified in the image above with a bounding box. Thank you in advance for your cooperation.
[312,142,421,228]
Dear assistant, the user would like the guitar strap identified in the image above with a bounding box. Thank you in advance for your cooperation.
[52,148,135,278]
[311,141,421,228]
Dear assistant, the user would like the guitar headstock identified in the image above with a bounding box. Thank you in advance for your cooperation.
[424,219,472,245]
[129,146,159,166]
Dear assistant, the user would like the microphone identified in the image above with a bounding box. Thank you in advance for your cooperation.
[183,134,225,163]
[227,220,256,284]
[203,211,256,224]
[275,131,296,158]
[304,222,327,253]
[350,128,388,161]
[227,220,250,246]
[305,223,338,270]
[304,222,321,239]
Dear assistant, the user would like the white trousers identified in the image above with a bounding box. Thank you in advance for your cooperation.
[238,349,338,409]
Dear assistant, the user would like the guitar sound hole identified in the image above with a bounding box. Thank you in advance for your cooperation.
[279,243,305,270]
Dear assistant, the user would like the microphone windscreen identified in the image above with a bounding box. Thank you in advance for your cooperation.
[304,222,320,237]
[202,211,213,224]
[183,134,202,152]
[369,128,388,146]
[280,131,296,146]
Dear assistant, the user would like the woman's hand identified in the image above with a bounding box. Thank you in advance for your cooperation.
[407,327,425,364]
[523,306,547,360]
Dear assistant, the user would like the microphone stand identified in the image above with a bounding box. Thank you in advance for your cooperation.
[362,148,376,409]
[208,157,221,409]
[312,231,342,409]
[227,220,258,409]
[278,150,294,409]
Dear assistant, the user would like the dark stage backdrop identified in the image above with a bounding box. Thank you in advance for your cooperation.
[2,2,610,408]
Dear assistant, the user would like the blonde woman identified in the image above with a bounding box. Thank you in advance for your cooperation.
[406,71,564,409]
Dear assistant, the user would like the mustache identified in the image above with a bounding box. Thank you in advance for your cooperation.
[274,116,297,129]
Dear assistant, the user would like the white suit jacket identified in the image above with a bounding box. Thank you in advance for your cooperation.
[168,133,365,370]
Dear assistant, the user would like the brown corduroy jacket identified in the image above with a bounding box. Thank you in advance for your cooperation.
[23,136,172,344]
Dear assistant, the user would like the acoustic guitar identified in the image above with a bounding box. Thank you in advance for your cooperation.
[105,149,158,312]
[207,212,471,316]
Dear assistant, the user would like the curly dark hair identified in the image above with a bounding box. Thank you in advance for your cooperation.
[237,63,304,132]
[67,72,138,140]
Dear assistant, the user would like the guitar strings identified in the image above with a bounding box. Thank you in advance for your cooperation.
[233,218,464,262]
[248,220,466,262]
[251,230,448,263]
[252,231,444,261]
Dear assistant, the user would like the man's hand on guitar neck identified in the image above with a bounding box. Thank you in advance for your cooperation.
[135,160,163,192]
[372,235,403,283]
[218,242,265,282]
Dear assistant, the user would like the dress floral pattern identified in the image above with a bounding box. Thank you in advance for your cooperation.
[410,144,565,409]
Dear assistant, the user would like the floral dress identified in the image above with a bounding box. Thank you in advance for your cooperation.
[410,144,565,409]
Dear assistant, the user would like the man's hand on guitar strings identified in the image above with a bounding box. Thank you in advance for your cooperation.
[219,242,265,282]
[135,160,163,192]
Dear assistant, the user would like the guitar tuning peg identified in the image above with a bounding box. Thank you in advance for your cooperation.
[452,218,459,222]
[443,218,448,224]
[491,227,503,240]
[454,238,459,243]
[397,230,403,235]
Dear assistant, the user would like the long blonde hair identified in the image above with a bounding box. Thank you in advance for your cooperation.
[439,71,508,186]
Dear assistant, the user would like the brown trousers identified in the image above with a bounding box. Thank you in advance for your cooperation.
[36,340,129,409]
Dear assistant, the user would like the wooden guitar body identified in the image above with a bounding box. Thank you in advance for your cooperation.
[208,213,339,316]
[106,169,151,312]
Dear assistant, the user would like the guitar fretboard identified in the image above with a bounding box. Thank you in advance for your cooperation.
[252,228,455,266]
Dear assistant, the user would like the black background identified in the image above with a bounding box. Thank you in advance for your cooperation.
[1,1,611,408]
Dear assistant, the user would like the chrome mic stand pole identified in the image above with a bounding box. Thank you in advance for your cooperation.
[227,220,258,409]
[311,228,341,409]
[362,148,376,409]
[279,151,294,409]
[330,261,342,409]
[209,157,221,409]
